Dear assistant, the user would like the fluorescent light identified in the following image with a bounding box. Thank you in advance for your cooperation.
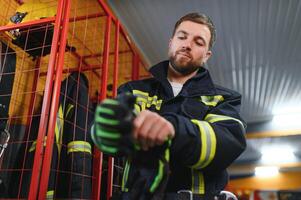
[272,113,301,127]
[260,146,296,163]
[255,166,279,177]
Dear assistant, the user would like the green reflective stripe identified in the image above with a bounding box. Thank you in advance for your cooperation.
[200,95,224,107]
[99,143,118,154]
[191,120,216,169]
[205,114,245,129]
[95,116,119,125]
[97,106,115,115]
[122,159,131,192]
[150,160,164,193]
[191,169,205,194]
[29,136,47,152]
[67,141,92,154]
[103,99,119,105]
[133,90,163,110]
[95,125,121,139]
[46,190,54,199]
[150,146,170,193]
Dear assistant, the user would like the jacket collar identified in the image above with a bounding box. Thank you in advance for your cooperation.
[149,60,216,96]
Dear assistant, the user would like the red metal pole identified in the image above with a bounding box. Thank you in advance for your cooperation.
[17,58,40,198]
[106,20,120,200]
[132,52,140,80]
[92,15,111,199]
[28,0,65,199]
[0,17,55,32]
[37,0,71,198]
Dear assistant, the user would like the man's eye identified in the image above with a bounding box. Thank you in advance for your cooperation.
[196,41,204,46]
[178,36,186,40]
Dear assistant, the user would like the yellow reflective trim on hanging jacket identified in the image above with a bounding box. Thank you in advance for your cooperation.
[191,120,216,169]
[200,95,224,107]
[29,136,47,152]
[67,141,92,154]
[46,190,54,199]
[191,169,205,194]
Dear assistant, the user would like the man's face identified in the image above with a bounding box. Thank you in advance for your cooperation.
[168,20,212,75]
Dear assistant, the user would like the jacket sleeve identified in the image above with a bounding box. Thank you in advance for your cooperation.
[163,93,246,172]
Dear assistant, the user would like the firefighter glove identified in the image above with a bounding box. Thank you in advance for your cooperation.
[91,93,136,156]
[124,141,171,200]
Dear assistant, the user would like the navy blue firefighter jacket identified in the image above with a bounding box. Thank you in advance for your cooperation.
[117,60,246,197]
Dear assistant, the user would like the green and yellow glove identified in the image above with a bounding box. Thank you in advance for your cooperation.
[123,141,171,199]
[91,93,136,156]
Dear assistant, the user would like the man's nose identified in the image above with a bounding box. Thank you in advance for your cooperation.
[181,40,192,50]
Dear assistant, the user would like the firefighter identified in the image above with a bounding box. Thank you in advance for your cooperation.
[92,12,246,199]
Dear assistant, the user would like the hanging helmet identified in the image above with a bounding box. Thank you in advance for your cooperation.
[6,2,57,59]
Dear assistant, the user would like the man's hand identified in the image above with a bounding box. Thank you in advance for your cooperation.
[133,110,175,151]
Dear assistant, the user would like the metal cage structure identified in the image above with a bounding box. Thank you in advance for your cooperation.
[0,0,149,199]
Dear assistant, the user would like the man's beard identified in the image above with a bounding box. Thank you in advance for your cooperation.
[169,53,201,75]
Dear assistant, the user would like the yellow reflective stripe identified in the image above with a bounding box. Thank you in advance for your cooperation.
[122,159,131,192]
[65,104,74,118]
[205,114,245,130]
[29,136,47,152]
[134,104,141,113]
[191,169,205,194]
[191,120,216,169]
[67,141,92,154]
[55,105,64,155]
[46,190,54,199]
[132,90,162,110]
[200,95,224,107]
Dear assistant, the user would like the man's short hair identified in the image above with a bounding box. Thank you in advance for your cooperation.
[172,12,216,49]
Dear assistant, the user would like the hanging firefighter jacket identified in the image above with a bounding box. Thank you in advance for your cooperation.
[0,42,16,128]
[7,72,94,199]
[0,43,16,194]
[6,1,75,60]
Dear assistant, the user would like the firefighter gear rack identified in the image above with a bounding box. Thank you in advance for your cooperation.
[0,0,148,199]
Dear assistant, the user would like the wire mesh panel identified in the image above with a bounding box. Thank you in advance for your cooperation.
[0,0,148,199]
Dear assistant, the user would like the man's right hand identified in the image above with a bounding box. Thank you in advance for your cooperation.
[91,94,136,156]
[133,110,175,151]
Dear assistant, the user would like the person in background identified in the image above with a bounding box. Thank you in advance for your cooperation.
[92,12,246,200]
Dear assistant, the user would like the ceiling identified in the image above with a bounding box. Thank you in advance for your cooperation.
[107,0,301,175]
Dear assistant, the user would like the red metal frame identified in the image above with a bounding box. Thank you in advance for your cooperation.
[38,0,71,198]
[28,0,65,198]
[0,1,148,199]
[106,20,120,200]
[92,14,112,200]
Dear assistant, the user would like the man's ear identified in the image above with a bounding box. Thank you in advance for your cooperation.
[168,38,172,49]
[203,50,212,63]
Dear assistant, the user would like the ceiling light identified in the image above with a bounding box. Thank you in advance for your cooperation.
[260,146,296,164]
[255,166,279,177]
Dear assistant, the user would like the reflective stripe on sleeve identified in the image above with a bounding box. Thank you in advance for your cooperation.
[205,114,245,131]
[67,141,92,154]
[191,120,216,169]
[191,169,205,194]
